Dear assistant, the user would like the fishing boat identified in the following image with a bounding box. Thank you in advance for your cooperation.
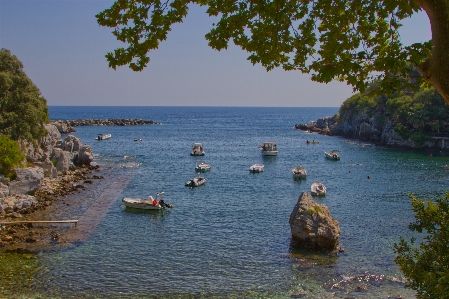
[259,142,278,156]
[306,140,319,144]
[122,192,173,210]
[249,164,264,173]
[292,166,307,179]
[311,181,326,197]
[325,150,340,160]
[195,161,211,172]
[96,133,111,140]
[185,176,206,187]
[190,143,205,156]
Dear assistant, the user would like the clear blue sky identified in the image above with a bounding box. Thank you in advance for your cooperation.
[0,0,431,107]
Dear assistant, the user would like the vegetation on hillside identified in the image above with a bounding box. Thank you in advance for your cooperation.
[0,48,49,141]
[0,135,25,179]
[337,83,449,145]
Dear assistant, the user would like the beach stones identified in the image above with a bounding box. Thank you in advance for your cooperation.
[289,192,340,251]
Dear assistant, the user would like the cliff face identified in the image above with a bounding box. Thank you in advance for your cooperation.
[295,113,446,150]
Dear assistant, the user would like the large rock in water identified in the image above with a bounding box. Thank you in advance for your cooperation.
[9,167,44,195]
[289,192,340,250]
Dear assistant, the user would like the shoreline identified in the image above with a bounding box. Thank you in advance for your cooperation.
[0,165,134,253]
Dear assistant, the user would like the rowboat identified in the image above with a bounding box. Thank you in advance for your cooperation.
[96,133,111,140]
[185,177,206,187]
[311,181,326,197]
[122,192,173,210]
[195,161,211,172]
[259,142,278,156]
[292,166,307,179]
[325,150,340,160]
[249,164,264,173]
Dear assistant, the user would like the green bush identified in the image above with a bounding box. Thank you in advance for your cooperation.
[0,135,25,179]
[395,193,449,298]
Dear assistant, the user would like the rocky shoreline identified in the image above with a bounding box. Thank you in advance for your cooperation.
[295,115,449,150]
[0,122,102,251]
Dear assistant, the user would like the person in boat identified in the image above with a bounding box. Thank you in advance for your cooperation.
[152,198,159,206]
[159,199,165,207]
[306,140,310,144]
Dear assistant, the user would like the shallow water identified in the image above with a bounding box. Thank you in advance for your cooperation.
[2,106,449,298]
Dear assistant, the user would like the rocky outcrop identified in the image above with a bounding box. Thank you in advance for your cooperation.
[289,192,340,251]
[9,168,45,195]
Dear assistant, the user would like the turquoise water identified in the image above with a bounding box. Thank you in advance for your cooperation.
[3,106,449,298]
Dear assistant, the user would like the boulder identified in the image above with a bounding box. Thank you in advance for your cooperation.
[9,167,44,195]
[52,148,76,173]
[289,192,340,250]
[34,160,58,178]
[77,145,94,166]
[62,135,82,153]
[0,182,10,198]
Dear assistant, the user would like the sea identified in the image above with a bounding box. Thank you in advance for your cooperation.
[2,106,449,299]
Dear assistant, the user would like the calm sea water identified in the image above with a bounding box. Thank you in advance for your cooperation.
[2,106,449,298]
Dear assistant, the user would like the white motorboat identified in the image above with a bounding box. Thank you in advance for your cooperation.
[249,164,264,173]
[134,138,142,142]
[311,181,326,197]
[325,150,340,160]
[96,133,111,140]
[122,192,173,210]
[195,161,211,172]
[292,166,307,179]
[185,177,206,187]
[259,142,278,156]
[190,143,205,156]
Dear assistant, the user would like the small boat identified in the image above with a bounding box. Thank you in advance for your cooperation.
[306,140,319,144]
[185,177,206,187]
[96,133,111,140]
[249,164,264,173]
[190,143,205,156]
[292,166,307,179]
[195,161,211,172]
[134,138,142,142]
[325,150,341,160]
[259,142,278,156]
[311,181,326,197]
[122,192,173,210]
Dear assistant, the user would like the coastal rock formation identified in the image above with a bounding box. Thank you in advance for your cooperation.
[289,192,340,250]
[9,168,45,195]
[295,115,447,150]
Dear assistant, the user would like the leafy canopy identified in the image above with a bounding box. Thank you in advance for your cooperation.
[96,0,431,95]
[0,135,25,179]
[394,193,449,298]
[0,48,49,141]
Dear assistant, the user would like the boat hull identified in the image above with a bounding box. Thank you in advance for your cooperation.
[122,198,162,210]
[261,151,278,156]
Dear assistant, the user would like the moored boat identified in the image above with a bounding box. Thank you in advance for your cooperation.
[325,150,340,160]
[185,176,206,187]
[259,142,278,156]
[190,143,205,156]
[249,164,264,173]
[292,166,307,179]
[96,133,111,140]
[195,161,211,172]
[311,181,326,197]
[122,192,173,210]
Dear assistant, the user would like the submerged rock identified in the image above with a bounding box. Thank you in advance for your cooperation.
[289,192,340,251]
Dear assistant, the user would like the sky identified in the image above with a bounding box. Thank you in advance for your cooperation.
[0,0,432,107]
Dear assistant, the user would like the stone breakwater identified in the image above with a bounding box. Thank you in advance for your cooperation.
[52,119,160,134]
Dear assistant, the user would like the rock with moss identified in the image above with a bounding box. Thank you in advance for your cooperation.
[289,192,340,250]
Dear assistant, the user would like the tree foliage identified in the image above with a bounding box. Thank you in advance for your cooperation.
[0,134,24,179]
[394,192,449,298]
[96,0,449,104]
[0,48,49,141]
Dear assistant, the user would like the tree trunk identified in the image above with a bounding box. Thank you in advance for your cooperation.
[417,0,449,105]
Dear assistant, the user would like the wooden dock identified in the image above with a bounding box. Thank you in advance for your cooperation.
[0,220,78,226]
